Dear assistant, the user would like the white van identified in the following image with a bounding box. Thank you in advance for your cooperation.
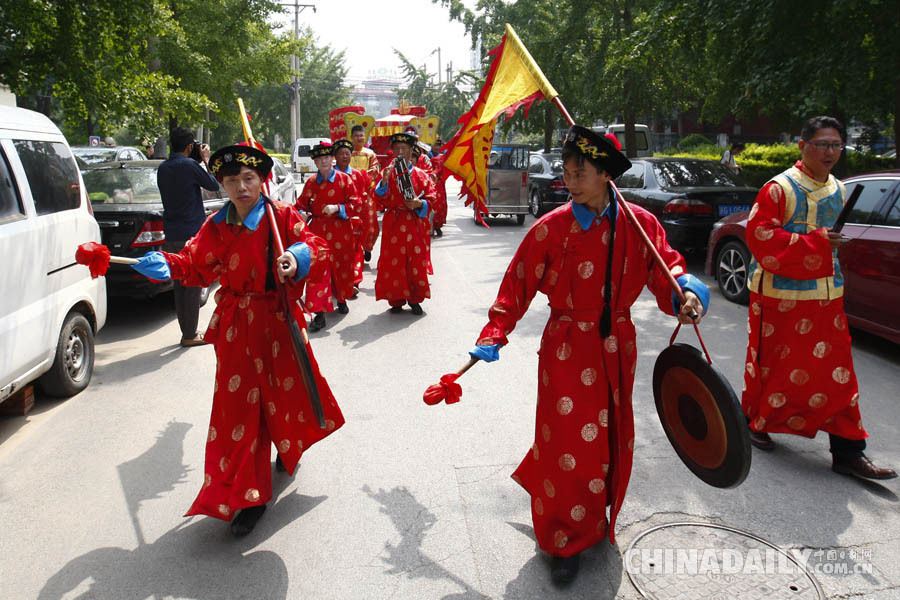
[0,106,107,404]
[291,137,332,178]
[593,124,654,157]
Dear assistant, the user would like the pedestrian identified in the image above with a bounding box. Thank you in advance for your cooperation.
[373,131,435,315]
[142,139,155,159]
[349,125,381,262]
[334,138,369,290]
[461,125,708,584]
[129,144,345,536]
[296,142,360,331]
[720,142,745,174]
[157,126,220,346]
[741,115,895,480]
[430,137,448,237]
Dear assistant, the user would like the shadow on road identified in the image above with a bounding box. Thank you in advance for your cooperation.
[37,419,324,600]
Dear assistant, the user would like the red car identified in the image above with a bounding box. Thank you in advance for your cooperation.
[705,171,900,344]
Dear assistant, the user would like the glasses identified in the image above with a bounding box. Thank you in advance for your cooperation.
[808,141,845,152]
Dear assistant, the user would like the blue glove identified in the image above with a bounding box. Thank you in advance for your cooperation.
[286,242,311,281]
[130,251,171,281]
[415,199,429,218]
[672,273,710,316]
[469,343,502,363]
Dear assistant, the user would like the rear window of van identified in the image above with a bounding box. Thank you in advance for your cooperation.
[14,140,81,215]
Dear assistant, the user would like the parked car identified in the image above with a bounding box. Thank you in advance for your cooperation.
[81,160,225,300]
[527,152,568,216]
[705,171,900,344]
[480,144,529,225]
[71,145,147,168]
[615,157,758,251]
[269,156,297,205]
[0,106,107,403]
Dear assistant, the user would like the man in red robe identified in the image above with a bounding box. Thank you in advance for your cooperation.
[129,144,345,536]
[373,131,435,315]
[296,142,361,331]
[350,125,381,261]
[334,138,370,289]
[741,115,895,480]
[430,137,448,237]
[465,126,707,583]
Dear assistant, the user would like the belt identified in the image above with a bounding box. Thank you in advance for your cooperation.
[549,307,630,320]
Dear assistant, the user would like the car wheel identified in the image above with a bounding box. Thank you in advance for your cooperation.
[716,240,751,305]
[38,312,95,397]
[516,214,526,225]
[529,189,543,217]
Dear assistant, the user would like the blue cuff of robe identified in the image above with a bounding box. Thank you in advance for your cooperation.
[287,242,311,281]
[337,205,348,220]
[469,343,501,363]
[375,181,388,196]
[415,199,429,218]
[130,251,171,281]
[672,273,710,316]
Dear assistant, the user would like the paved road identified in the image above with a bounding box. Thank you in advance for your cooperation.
[2,183,899,599]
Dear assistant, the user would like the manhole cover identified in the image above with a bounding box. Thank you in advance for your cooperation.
[625,522,824,600]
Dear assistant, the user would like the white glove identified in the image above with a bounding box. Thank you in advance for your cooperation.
[323,204,339,216]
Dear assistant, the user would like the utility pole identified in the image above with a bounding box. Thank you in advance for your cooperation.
[281,1,315,155]
[431,47,441,85]
[446,61,452,84]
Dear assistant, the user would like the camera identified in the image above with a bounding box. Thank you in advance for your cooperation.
[190,140,203,162]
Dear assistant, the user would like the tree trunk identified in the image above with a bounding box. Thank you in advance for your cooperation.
[86,115,94,137]
[621,0,637,158]
[895,78,900,168]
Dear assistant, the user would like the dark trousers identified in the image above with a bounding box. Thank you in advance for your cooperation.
[164,240,202,339]
[747,417,866,460]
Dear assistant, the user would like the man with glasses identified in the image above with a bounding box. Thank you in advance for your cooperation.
[740,116,896,480]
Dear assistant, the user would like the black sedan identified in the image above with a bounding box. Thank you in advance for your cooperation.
[82,160,225,299]
[615,158,758,251]
[527,152,569,216]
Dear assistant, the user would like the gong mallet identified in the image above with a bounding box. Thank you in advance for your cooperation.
[75,241,138,278]
[423,356,479,405]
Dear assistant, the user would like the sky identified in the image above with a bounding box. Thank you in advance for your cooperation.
[272,0,480,87]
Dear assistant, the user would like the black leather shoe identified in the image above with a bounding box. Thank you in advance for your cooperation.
[749,429,775,451]
[550,554,580,584]
[833,455,898,480]
[337,302,349,314]
[309,312,326,332]
[364,250,372,262]
[409,303,423,315]
[230,504,266,537]
[389,305,404,314]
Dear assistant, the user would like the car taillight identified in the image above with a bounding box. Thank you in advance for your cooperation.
[131,221,165,247]
[663,198,713,215]
[551,179,567,191]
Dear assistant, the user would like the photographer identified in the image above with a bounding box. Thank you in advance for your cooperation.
[157,127,220,346]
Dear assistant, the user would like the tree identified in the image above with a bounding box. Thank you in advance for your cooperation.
[393,50,476,141]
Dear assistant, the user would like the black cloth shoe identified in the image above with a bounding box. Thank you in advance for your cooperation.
[550,554,580,584]
[309,312,326,332]
[409,303,423,315]
[389,305,404,314]
[364,250,372,262]
[337,302,349,314]
[833,455,898,480]
[230,504,266,537]
[749,429,775,451]
[435,227,442,237]
[275,455,287,472]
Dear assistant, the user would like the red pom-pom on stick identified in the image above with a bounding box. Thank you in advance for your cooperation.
[76,242,111,278]
[423,357,479,406]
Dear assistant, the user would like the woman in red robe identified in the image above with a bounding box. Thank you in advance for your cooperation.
[296,143,361,331]
[467,126,707,583]
[334,138,370,289]
[129,145,345,536]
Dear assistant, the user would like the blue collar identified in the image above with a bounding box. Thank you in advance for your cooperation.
[336,164,352,175]
[571,191,617,231]
[211,195,266,230]
[316,168,336,184]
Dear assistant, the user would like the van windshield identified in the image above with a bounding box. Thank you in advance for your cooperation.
[82,167,161,204]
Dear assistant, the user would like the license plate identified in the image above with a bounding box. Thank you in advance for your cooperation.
[718,204,750,217]
[301,166,310,172]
